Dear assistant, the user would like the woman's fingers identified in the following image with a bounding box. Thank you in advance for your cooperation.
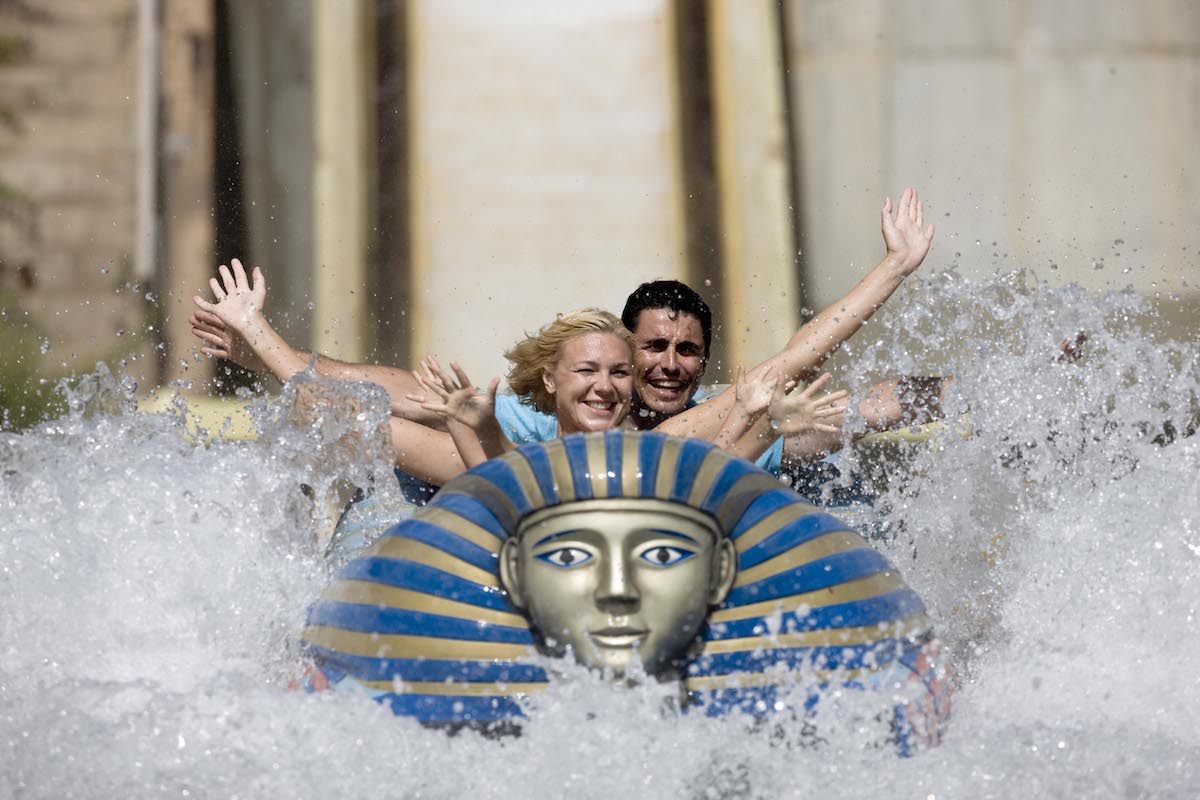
[217,263,235,294]
[449,361,474,392]
[209,276,226,301]
[231,257,249,289]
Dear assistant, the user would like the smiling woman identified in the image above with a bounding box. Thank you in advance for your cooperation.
[503,308,636,435]
[414,309,638,467]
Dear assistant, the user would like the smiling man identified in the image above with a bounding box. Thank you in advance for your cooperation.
[620,282,712,427]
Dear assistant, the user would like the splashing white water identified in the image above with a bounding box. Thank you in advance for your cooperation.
[2,276,1199,798]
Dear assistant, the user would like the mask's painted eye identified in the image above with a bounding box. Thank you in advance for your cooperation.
[639,546,694,567]
[535,547,593,568]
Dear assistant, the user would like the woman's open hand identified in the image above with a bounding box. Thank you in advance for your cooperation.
[408,356,500,431]
[768,372,850,435]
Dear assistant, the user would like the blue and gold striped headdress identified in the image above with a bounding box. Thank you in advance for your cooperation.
[301,430,949,742]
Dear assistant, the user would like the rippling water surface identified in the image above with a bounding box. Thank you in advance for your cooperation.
[3,274,1198,798]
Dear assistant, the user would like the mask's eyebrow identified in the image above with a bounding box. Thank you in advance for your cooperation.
[532,529,589,547]
[647,529,699,543]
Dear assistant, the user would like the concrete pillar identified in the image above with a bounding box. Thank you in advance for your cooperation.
[707,0,799,371]
[159,0,215,383]
[405,0,689,382]
[312,0,375,360]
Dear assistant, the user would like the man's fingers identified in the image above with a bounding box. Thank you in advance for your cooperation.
[191,305,223,327]
[421,357,450,391]
[799,372,833,397]
[191,318,225,338]
[192,328,224,347]
[426,378,451,402]
[819,389,851,406]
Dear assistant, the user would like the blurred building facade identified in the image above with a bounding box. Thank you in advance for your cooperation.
[0,0,1196,397]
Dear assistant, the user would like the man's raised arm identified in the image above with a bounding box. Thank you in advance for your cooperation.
[768,186,935,383]
[659,188,935,444]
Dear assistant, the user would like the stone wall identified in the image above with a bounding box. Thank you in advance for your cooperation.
[0,0,150,382]
[784,0,1199,340]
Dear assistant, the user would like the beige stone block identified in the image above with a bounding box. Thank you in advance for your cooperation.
[0,63,137,115]
[9,246,132,294]
[15,109,135,157]
[893,0,1015,54]
[790,53,890,307]
[1025,0,1200,49]
[785,0,890,52]
[26,287,148,371]
[38,201,134,253]
[0,152,134,203]
[25,0,135,23]
[409,0,688,381]
[1022,55,1195,294]
[889,59,1018,281]
[23,13,135,67]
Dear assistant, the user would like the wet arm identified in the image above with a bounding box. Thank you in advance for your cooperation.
[658,189,935,442]
[387,417,468,485]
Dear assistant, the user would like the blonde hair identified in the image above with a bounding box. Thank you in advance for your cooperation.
[505,308,636,414]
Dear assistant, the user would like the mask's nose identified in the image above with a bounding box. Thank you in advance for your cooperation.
[594,550,640,616]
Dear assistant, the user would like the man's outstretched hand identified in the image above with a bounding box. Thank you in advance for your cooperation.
[881,187,936,277]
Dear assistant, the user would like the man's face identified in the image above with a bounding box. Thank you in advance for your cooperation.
[500,500,735,676]
[629,308,708,419]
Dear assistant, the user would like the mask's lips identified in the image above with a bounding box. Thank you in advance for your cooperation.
[589,627,647,648]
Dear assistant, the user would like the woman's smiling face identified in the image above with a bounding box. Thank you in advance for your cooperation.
[542,331,635,434]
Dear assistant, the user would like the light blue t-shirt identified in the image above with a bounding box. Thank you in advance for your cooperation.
[492,389,785,474]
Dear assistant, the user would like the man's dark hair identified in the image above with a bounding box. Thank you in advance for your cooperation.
[621,280,713,355]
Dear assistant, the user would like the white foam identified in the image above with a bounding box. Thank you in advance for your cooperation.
[3,275,1199,797]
